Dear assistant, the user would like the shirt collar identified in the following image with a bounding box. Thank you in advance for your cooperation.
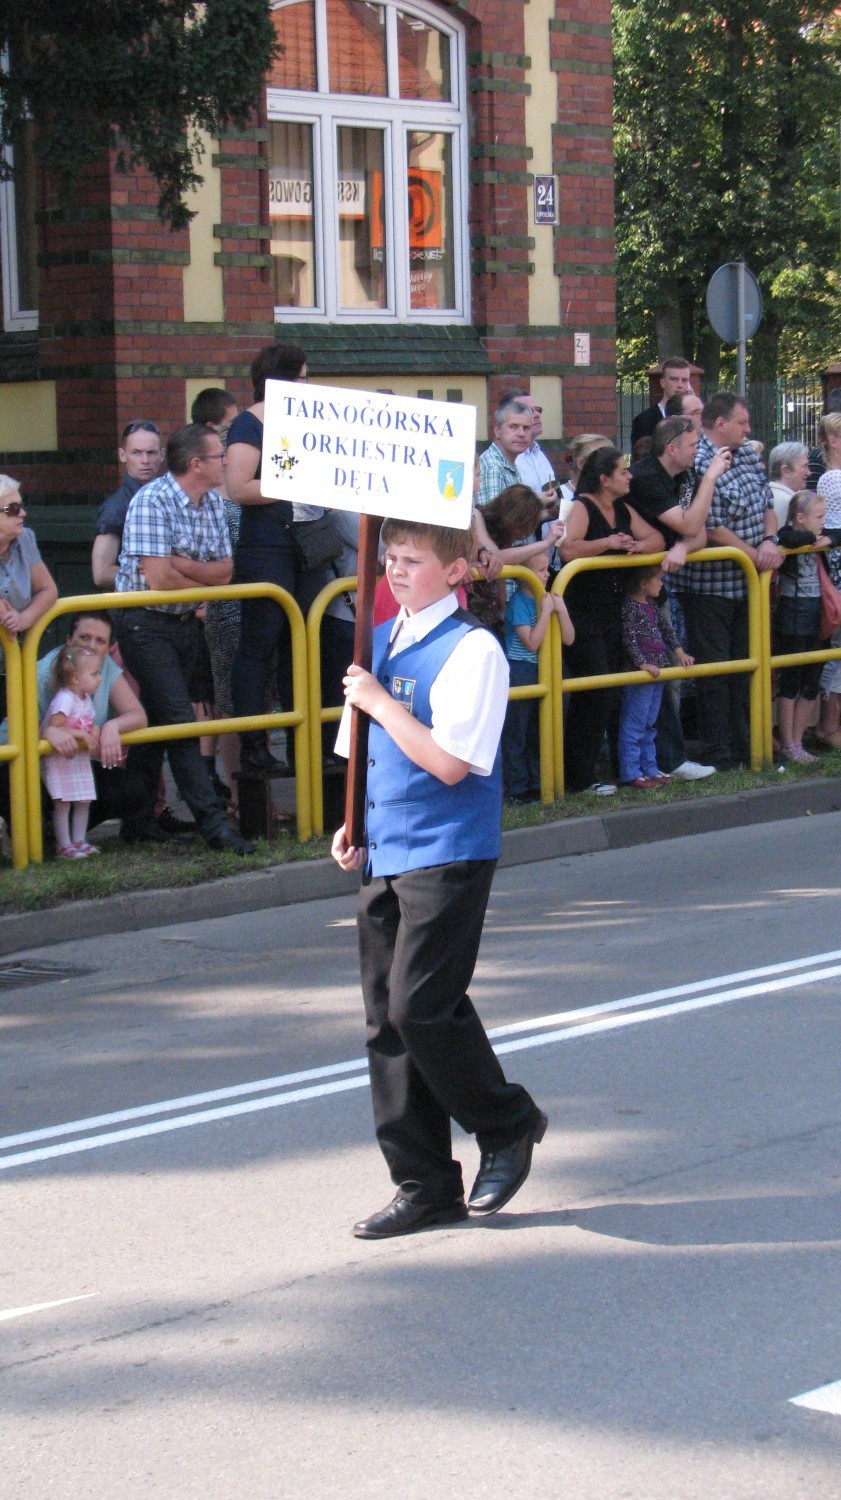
[388,593,458,651]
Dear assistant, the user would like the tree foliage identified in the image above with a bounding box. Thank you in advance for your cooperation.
[0,0,278,229]
[614,0,841,377]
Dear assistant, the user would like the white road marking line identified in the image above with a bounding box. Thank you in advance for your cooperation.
[790,1378,841,1415]
[1,954,840,1173]
[0,1057,368,1151]
[3,948,837,1154]
[0,1294,98,1323]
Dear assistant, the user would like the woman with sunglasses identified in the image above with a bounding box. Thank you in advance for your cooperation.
[0,474,58,720]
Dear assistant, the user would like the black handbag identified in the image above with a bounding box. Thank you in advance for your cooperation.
[292,512,343,570]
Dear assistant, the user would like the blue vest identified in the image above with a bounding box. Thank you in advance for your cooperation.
[366,609,503,877]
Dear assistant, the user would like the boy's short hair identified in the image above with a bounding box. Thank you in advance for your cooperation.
[381,518,473,566]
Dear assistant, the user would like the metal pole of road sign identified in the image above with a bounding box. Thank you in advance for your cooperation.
[736,260,746,396]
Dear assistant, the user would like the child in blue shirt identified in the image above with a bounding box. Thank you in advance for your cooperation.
[502,550,574,802]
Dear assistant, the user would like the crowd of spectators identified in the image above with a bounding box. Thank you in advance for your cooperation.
[1,357,840,861]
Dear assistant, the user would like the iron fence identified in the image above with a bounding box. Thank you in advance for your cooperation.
[616,376,823,457]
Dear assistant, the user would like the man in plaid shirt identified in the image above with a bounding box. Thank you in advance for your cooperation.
[671,392,782,768]
[115,424,253,854]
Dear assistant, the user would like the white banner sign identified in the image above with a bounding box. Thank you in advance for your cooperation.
[261,381,477,527]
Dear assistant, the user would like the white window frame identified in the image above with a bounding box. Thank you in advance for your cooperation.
[267,0,470,324]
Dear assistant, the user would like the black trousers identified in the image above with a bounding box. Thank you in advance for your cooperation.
[115,610,228,841]
[357,859,538,1205]
[680,593,750,764]
[562,618,622,791]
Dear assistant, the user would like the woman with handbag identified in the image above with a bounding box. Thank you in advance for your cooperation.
[227,342,339,772]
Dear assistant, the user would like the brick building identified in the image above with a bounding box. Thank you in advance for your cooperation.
[0,0,615,586]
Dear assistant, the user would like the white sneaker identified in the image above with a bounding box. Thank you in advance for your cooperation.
[585,781,617,796]
[669,760,716,780]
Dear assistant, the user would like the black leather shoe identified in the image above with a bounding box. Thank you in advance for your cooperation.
[468,1110,548,1216]
[206,830,256,856]
[120,820,176,845]
[239,738,288,774]
[353,1194,468,1240]
[156,806,195,835]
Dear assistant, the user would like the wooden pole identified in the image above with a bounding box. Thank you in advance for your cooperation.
[344,513,383,846]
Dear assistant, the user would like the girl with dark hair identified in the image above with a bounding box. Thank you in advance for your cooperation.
[470,484,564,636]
[559,446,664,793]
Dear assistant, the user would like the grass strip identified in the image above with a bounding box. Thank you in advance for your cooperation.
[2,751,839,915]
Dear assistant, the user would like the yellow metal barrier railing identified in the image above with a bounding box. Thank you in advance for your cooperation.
[20,584,311,864]
[304,564,556,836]
[759,546,841,765]
[550,548,765,796]
[305,575,356,839]
[1,626,28,868]
[13,548,841,866]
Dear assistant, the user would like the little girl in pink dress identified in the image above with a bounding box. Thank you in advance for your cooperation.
[41,644,102,859]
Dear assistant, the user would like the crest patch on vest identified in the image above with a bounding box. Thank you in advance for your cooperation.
[391,676,416,714]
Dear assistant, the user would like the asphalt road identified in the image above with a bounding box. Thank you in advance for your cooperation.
[2,816,841,1499]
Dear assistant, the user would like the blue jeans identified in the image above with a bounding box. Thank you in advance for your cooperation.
[618,681,663,782]
[502,659,540,795]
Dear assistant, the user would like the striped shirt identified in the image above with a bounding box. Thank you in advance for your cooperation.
[116,471,232,615]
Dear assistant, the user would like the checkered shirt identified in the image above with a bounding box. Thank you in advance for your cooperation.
[116,471,232,615]
[671,432,775,600]
[478,443,520,506]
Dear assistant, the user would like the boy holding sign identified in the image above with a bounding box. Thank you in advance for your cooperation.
[332,518,547,1239]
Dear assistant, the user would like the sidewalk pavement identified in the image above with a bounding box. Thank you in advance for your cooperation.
[2,775,840,957]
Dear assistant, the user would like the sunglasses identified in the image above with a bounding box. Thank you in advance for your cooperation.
[0,501,24,517]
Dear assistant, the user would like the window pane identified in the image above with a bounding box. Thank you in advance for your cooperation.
[407,131,454,310]
[269,1,317,91]
[397,13,451,101]
[12,121,38,312]
[269,121,317,308]
[327,0,386,95]
[336,127,387,309]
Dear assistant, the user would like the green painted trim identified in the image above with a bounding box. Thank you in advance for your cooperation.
[468,50,530,67]
[35,204,162,225]
[213,223,273,240]
[548,18,612,37]
[218,127,270,143]
[40,320,275,339]
[549,57,611,76]
[468,78,531,95]
[472,260,535,275]
[476,325,564,337]
[211,153,268,170]
[213,251,273,268]
[553,122,613,140]
[38,249,190,268]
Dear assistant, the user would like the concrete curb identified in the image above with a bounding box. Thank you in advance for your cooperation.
[2,776,840,956]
